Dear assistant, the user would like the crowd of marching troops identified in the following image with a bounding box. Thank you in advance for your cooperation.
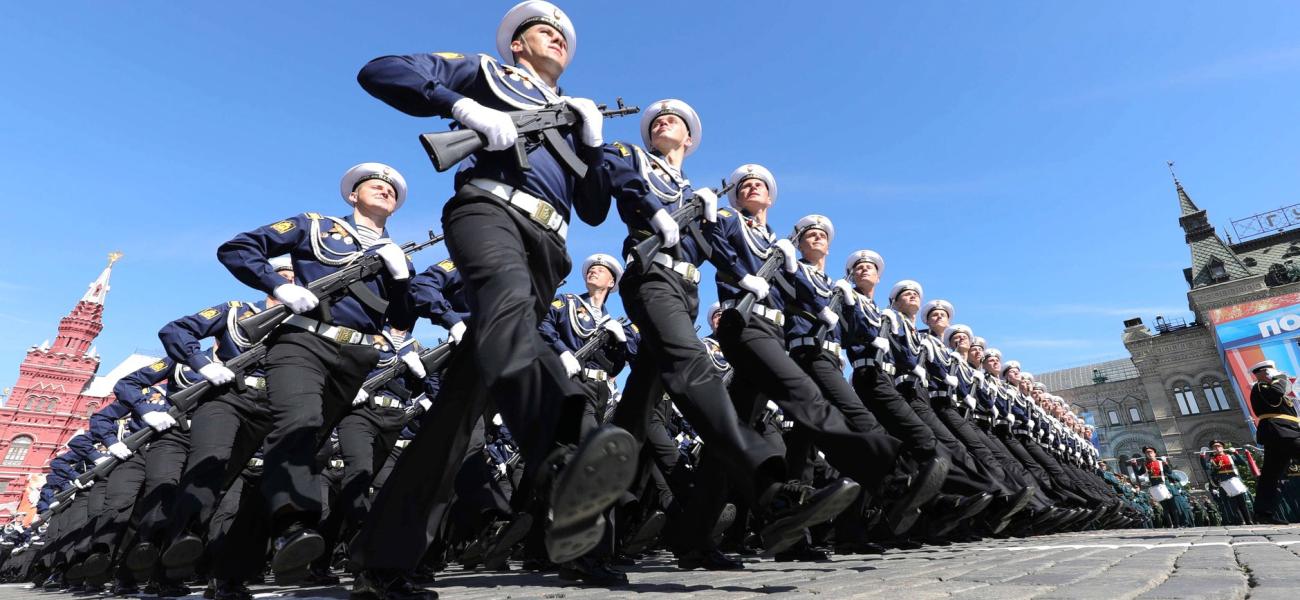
[4,2,1300,599]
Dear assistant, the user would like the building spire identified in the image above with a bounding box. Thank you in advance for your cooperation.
[80,251,122,305]
[1168,161,1199,216]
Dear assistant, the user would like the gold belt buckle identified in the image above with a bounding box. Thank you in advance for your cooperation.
[333,327,357,344]
[683,263,698,280]
[532,200,555,227]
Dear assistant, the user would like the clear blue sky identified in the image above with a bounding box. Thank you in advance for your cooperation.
[3,1,1300,395]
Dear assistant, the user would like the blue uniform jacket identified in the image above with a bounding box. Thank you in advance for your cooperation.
[92,358,179,445]
[159,299,269,374]
[356,52,607,227]
[538,292,638,375]
[702,335,730,373]
[881,308,926,379]
[217,213,413,334]
[408,260,470,329]
[706,207,784,310]
[843,293,891,369]
[588,142,710,265]
[785,261,841,343]
[65,433,108,465]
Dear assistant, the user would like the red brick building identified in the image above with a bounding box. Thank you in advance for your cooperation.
[0,254,156,524]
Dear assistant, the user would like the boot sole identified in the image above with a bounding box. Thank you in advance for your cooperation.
[271,533,324,577]
[622,511,667,555]
[546,427,637,563]
[760,480,861,556]
[885,458,949,535]
[710,504,737,546]
[160,536,205,570]
[80,553,111,580]
[124,543,159,573]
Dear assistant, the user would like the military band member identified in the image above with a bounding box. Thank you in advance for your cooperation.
[1248,360,1300,524]
[217,161,418,583]
[1201,440,1254,525]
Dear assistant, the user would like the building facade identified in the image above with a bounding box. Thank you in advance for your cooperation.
[1041,176,1300,487]
[0,254,155,524]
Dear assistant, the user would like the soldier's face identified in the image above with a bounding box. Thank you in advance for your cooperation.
[1212,443,1224,454]
[1145,449,1156,460]
[1005,367,1021,384]
[799,228,828,258]
[926,309,949,332]
[894,289,920,315]
[710,311,721,332]
[650,114,690,154]
[949,332,970,353]
[851,261,879,292]
[512,24,569,69]
[737,178,771,211]
[967,346,983,365]
[351,180,398,216]
[984,355,1000,374]
[1253,369,1269,383]
[585,265,614,292]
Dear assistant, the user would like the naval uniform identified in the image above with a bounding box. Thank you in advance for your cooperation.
[593,145,788,520]
[709,208,901,494]
[539,292,637,439]
[218,212,407,542]
[157,299,274,553]
[352,51,609,573]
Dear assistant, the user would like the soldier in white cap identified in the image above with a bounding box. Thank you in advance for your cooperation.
[353,4,639,594]
[1248,359,1300,524]
[217,162,418,586]
[592,115,835,568]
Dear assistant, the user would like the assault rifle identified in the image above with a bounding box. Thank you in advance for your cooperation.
[629,179,737,265]
[807,288,845,350]
[237,231,443,343]
[360,340,455,396]
[419,99,640,178]
[572,317,630,366]
[47,342,274,511]
[722,231,800,328]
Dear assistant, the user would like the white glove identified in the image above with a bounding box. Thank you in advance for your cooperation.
[834,279,856,305]
[492,413,504,426]
[739,274,770,300]
[559,351,581,377]
[766,400,780,413]
[72,478,93,490]
[945,375,959,388]
[602,319,627,343]
[649,209,680,248]
[695,188,718,223]
[818,306,839,329]
[142,411,177,432]
[451,97,518,151]
[401,349,427,379]
[273,283,319,314]
[774,239,798,274]
[199,363,235,386]
[448,321,467,345]
[562,96,604,147]
[353,388,370,406]
[108,442,132,460]
[418,397,433,411]
[374,242,410,280]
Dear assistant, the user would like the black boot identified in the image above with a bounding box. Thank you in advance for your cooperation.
[351,569,438,600]
[558,556,629,586]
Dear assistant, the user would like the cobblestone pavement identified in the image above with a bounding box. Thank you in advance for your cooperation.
[3,524,1299,599]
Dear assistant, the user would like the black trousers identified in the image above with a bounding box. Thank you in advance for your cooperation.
[720,315,901,492]
[1021,438,1089,504]
[261,329,377,530]
[612,264,785,504]
[210,465,270,582]
[165,387,270,543]
[895,381,998,496]
[1255,419,1300,516]
[352,190,580,573]
[976,422,1051,510]
[91,451,146,555]
[852,366,938,458]
[323,403,405,543]
[929,397,1017,496]
[130,428,191,547]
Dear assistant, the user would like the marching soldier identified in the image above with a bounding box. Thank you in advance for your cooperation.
[351,6,639,597]
[155,258,295,581]
[1248,360,1300,524]
[217,161,419,583]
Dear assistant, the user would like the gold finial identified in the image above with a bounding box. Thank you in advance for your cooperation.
[107,251,123,267]
[1166,161,1180,186]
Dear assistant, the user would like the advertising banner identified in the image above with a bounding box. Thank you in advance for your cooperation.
[1206,292,1300,434]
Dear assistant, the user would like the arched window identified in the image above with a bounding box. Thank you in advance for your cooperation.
[42,397,58,413]
[1108,410,1121,425]
[4,436,33,466]
[1129,407,1143,423]
[20,396,36,412]
[1172,385,1201,415]
[1203,381,1231,412]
